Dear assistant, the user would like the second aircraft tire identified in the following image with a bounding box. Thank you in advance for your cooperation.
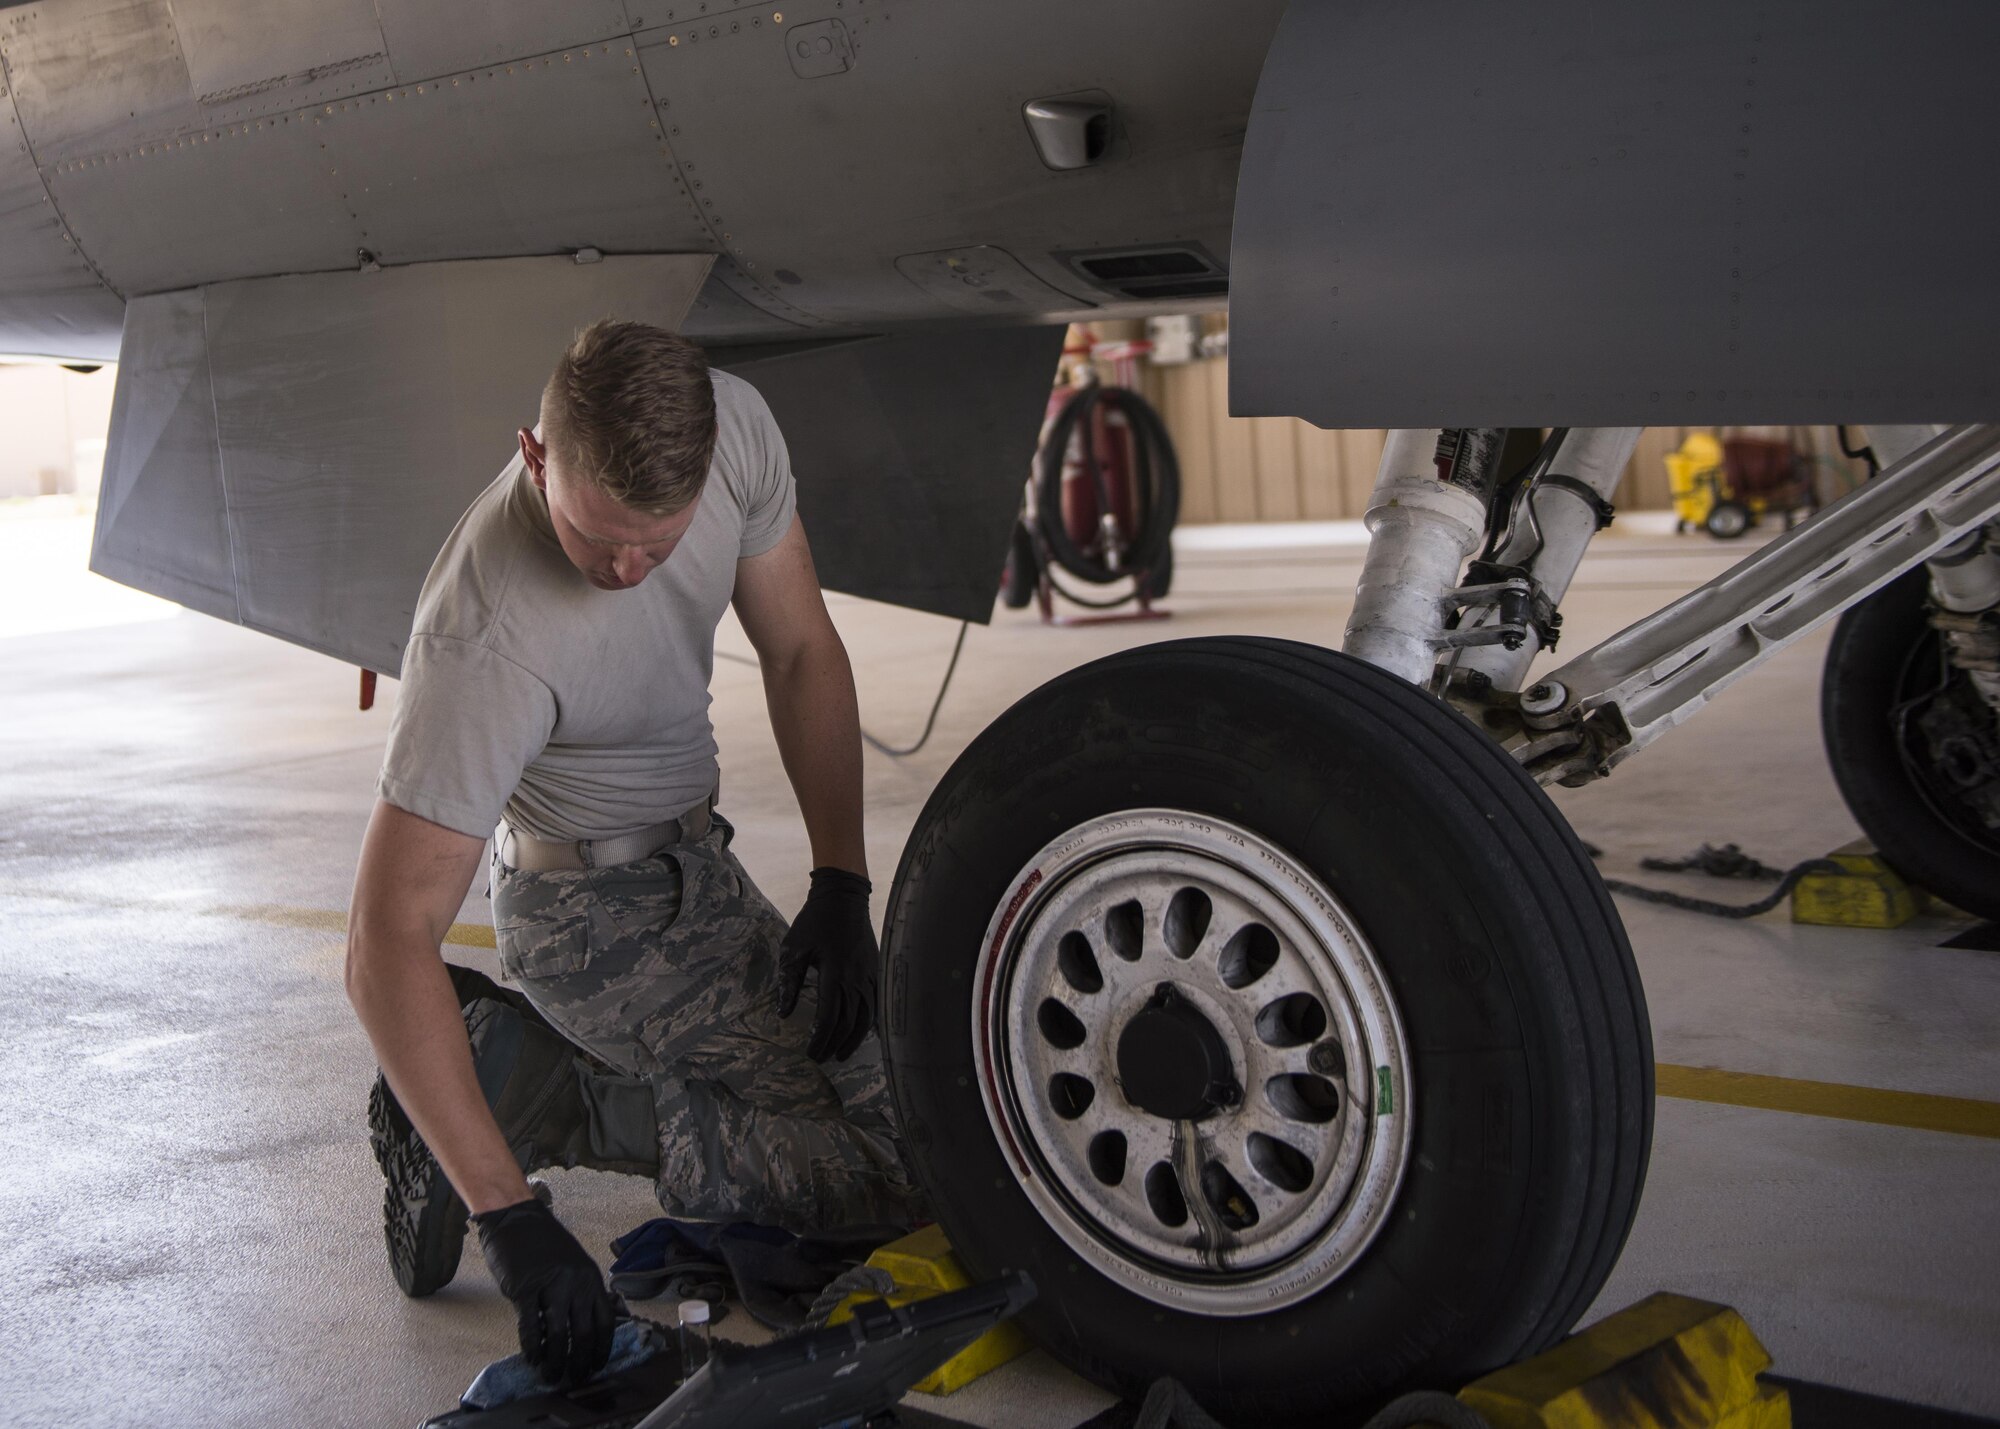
[1822,570,2000,920]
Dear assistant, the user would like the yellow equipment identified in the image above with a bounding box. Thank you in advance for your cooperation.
[825,1224,1033,1394]
[1791,840,1918,928]
[1665,432,1828,539]
[1665,432,1755,539]
[1458,1292,1791,1429]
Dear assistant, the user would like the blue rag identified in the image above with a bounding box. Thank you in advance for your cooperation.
[459,1318,666,1411]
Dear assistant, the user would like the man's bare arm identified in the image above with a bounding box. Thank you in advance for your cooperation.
[734,515,880,1059]
[734,515,868,878]
[345,798,532,1213]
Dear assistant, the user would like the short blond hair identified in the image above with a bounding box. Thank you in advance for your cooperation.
[540,320,717,515]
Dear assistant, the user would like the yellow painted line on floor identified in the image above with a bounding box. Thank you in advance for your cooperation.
[1656,1063,2000,1140]
[243,906,498,948]
[6,883,1996,1136]
[208,903,497,949]
[0,885,495,949]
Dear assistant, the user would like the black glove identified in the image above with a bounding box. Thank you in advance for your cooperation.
[777,867,879,1062]
[473,1197,618,1387]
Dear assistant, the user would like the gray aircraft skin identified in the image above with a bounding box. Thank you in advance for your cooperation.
[1,0,1267,363]
[3,0,1990,662]
[9,1,2000,1420]
[1,0,1992,659]
[3,0,1284,661]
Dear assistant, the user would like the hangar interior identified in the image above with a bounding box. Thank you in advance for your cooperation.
[5,1,2000,1425]
[3,371,1996,1425]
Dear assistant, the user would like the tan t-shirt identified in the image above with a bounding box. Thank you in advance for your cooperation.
[377,370,797,842]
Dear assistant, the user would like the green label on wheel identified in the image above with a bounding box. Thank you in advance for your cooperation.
[1376,1066,1393,1116]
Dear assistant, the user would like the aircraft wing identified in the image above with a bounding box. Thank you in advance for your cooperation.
[92,253,1061,673]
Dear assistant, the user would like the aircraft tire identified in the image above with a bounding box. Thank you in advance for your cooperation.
[1001,521,1039,610]
[1822,570,2000,921]
[882,637,1652,1423]
[1137,543,1173,601]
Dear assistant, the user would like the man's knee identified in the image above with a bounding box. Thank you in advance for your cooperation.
[652,1076,923,1232]
[464,996,658,1178]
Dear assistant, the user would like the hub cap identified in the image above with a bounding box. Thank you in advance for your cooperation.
[972,810,1413,1315]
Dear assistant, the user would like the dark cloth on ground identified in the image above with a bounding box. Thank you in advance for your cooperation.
[608,1215,905,1329]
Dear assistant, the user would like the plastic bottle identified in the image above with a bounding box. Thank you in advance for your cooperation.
[676,1298,712,1375]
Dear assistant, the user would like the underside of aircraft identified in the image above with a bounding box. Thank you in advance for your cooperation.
[5,0,1996,1420]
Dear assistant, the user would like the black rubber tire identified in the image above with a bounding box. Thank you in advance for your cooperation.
[1704,500,1752,539]
[1001,521,1039,610]
[882,638,1652,1425]
[1822,570,2000,920]
[1138,542,1174,601]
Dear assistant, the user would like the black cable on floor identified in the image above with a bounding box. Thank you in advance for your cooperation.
[860,621,968,758]
[1599,863,1842,919]
[713,619,970,760]
[1638,842,1787,881]
[1591,841,1845,919]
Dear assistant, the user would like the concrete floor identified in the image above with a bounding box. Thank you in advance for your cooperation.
[2,515,1997,1427]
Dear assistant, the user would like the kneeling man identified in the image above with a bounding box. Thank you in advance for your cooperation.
[345,320,922,1387]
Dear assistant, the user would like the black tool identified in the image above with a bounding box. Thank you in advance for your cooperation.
[639,1271,1036,1429]
[419,1271,1035,1429]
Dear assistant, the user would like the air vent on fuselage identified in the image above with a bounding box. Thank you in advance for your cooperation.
[1057,244,1227,302]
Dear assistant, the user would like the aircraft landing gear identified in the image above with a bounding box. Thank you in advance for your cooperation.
[882,638,1651,1422]
[884,423,2000,1420]
[1823,566,2000,921]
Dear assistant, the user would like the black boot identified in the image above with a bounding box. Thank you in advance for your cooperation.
[370,996,656,1297]
[368,968,531,1298]
[367,1069,469,1298]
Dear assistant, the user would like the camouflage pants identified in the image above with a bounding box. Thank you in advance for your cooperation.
[491,817,924,1234]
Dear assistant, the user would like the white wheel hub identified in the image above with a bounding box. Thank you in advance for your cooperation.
[971,809,1413,1316]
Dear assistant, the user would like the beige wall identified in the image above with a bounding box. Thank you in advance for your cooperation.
[0,363,118,501]
[1109,328,1873,523]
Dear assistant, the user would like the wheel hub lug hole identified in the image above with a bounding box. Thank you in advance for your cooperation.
[1246,1131,1314,1195]
[1049,1072,1095,1120]
[1265,1072,1341,1124]
[1200,1159,1260,1231]
[1037,997,1087,1050]
[1104,899,1144,962]
[1163,887,1212,959]
[1307,1038,1344,1076]
[1144,1161,1187,1227]
[1218,922,1279,989]
[1087,1130,1126,1185]
[1254,992,1328,1048]
[1057,930,1104,993]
